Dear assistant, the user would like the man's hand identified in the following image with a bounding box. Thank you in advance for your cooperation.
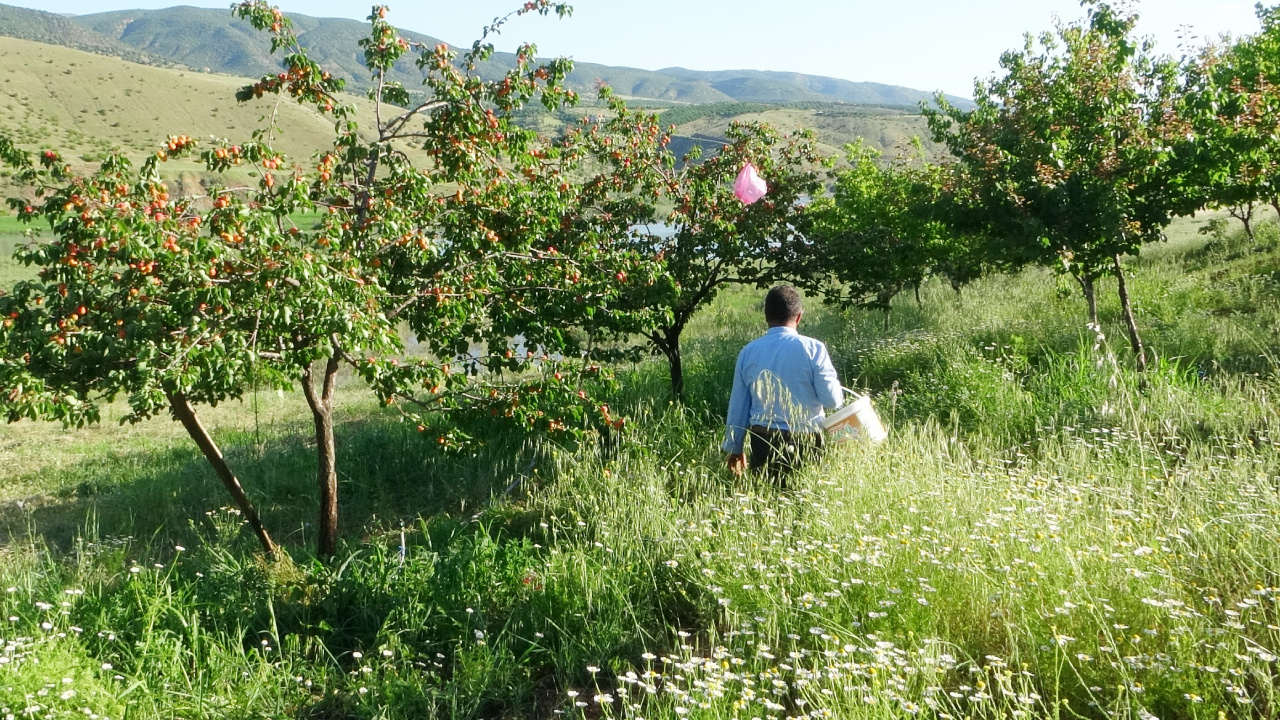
[726,453,746,477]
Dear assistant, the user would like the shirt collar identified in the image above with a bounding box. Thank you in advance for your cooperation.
[766,325,799,336]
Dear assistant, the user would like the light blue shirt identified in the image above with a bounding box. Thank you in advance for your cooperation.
[722,326,843,454]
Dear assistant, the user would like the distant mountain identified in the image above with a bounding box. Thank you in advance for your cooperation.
[71,7,443,91]
[66,6,736,104]
[0,3,169,68]
[50,5,972,110]
[659,68,973,109]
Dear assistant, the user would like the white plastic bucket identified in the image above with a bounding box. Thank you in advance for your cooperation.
[824,392,887,444]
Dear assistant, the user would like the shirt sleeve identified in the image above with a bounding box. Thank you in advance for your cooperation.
[813,341,843,410]
[722,349,751,454]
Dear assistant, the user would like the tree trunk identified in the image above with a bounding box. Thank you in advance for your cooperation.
[877,288,897,332]
[1112,254,1147,372]
[167,392,277,559]
[302,352,342,558]
[913,282,922,306]
[1230,202,1256,243]
[660,326,685,401]
[1271,198,1279,225]
[1075,272,1099,328]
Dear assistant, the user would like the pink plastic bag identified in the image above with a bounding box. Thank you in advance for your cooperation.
[733,163,768,205]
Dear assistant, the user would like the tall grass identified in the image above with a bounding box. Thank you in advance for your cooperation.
[2,217,1279,719]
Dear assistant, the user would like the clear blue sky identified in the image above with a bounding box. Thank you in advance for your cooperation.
[25,0,1263,98]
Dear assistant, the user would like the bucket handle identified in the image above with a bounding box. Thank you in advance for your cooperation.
[838,386,868,409]
[841,386,870,402]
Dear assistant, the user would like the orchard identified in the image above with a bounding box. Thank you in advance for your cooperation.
[0,1,1279,719]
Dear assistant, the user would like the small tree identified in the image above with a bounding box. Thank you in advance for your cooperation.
[797,140,956,330]
[926,2,1197,370]
[0,139,282,558]
[579,92,826,398]
[1181,4,1280,237]
[220,1,660,556]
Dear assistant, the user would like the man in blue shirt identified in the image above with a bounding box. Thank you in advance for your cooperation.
[723,285,843,482]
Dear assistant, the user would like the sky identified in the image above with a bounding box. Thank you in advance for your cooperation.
[25,0,1265,98]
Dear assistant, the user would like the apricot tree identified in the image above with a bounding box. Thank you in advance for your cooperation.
[797,140,955,330]
[577,90,826,399]
[0,138,284,558]
[0,1,664,559]
[926,2,1198,370]
[1180,4,1280,240]
[209,0,659,556]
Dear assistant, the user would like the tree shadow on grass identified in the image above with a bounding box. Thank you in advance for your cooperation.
[0,415,534,554]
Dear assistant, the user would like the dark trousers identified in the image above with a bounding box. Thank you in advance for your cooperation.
[748,425,824,485]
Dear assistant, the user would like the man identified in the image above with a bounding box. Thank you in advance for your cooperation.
[723,285,843,482]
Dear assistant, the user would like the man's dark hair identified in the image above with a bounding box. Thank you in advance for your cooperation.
[764,285,803,326]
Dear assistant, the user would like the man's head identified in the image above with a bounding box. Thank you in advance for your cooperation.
[764,285,803,327]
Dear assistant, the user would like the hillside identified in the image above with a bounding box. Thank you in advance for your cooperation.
[0,3,165,68]
[0,31,942,199]
[58,5,973,109]
[662,104,946,162]
[0,37,392,193]
[658,67,972,107]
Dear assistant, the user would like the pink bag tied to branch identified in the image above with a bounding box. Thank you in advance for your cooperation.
[733,163,768,205]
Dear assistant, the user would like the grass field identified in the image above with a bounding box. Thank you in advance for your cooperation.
[1,209,1278,719]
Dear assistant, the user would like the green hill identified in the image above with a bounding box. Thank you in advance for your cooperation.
[0,3,167,68]
[659,66,972,108]
[70,6,449,95]
[0,30,942,197]
[0,36,390,195]
[68,6,736,105]
[660,104,946,164]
